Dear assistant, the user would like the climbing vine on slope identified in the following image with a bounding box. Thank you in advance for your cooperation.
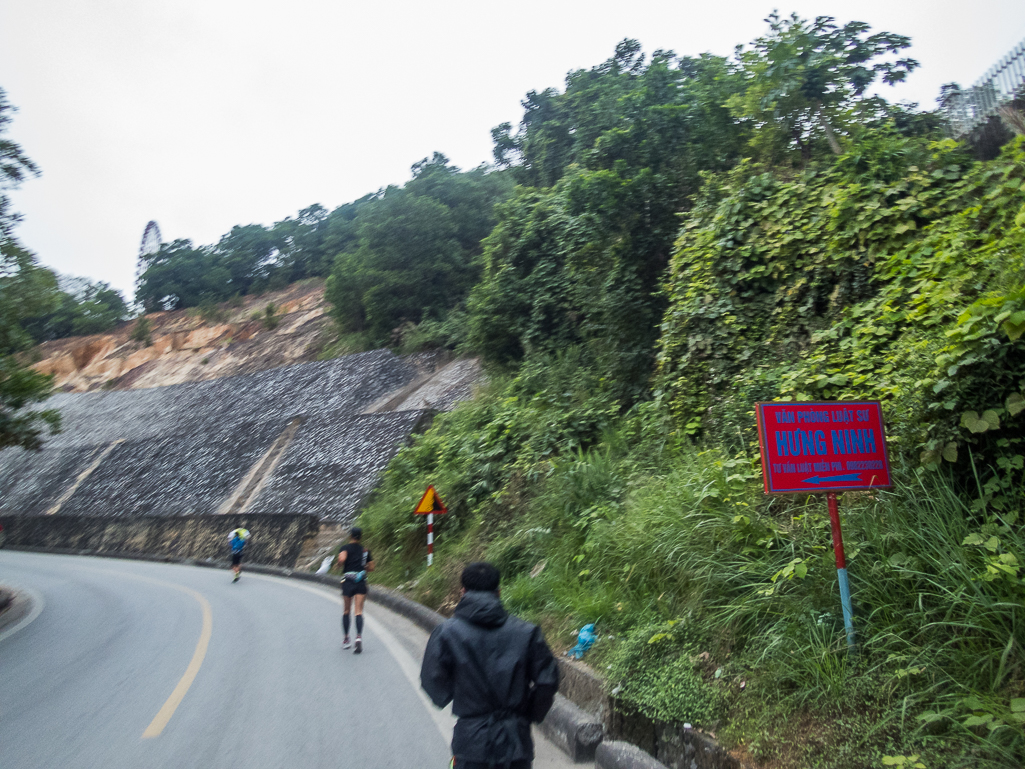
[657,134,1025,505]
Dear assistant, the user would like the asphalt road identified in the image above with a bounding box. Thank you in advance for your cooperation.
[0,551,577,769]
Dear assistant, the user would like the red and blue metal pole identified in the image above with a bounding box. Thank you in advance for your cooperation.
[827,492,856,652]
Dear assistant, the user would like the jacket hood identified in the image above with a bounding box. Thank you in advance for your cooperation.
[454,590,508,629]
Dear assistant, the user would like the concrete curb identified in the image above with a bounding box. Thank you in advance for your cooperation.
[540,693,605,762]
[367,584,445,633]
[596,740,671,769]
[0,586,31,636]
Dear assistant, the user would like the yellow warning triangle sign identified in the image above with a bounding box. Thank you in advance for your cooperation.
[414,485,447,514]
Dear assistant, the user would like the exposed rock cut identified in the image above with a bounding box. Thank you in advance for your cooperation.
[29,281,332,393]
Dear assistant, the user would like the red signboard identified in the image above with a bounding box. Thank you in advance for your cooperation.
[755,401,892,494]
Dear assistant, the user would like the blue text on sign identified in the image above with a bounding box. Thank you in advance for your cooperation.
[774,428,877,458]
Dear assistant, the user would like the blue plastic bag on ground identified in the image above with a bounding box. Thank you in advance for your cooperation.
[566,623,596,659]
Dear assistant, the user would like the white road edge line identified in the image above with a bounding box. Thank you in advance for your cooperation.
[0,583,45,644]
[248,574,456,746]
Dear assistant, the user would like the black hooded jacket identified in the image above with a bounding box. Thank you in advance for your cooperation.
[420,590,559,763]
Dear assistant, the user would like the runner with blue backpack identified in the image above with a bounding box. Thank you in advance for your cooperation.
[228,527,250,582]
[335,527,374,653]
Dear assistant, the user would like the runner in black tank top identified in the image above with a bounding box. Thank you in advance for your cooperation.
[335,527,374,653]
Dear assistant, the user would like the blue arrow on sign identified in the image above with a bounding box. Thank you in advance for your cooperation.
[801,474,862,485]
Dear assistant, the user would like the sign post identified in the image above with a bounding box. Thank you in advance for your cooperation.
[755,401,892,652]
[826,491,855,650]
[414,485,447,567]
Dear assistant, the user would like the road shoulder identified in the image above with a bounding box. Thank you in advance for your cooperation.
[0,583,39,642]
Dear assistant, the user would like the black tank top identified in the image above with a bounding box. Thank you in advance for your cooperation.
[340,543,369,572]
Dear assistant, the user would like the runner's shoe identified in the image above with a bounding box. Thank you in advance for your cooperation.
[233,572,240,583]
[342,635,352,649]
[354,636,363,654]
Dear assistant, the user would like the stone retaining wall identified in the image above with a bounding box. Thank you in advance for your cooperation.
[608,702,748,769]
[0,513,318,567]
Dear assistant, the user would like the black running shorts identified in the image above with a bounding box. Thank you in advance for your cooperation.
[231,552,244,566]
[341,579,368,597]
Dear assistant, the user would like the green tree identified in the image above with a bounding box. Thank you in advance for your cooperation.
[272,203,331,281]
[729,12,918,162]
[0,356,60,450]
[0,224,58,353]
[214,223,282,295]
[130,315,152,346]
[71,281,128,335]
[0,87,60,450]
[328,190,463,339]
[21,276,129,341]
[136,239,231,311]
[469,43,747,401]
[325,156,511,346]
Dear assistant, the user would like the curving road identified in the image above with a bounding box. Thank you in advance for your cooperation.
[0,551,460,769]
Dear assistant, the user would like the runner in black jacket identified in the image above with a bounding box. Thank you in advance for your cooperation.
[420,562,559,769]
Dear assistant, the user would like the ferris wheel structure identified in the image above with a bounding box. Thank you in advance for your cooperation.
[135,220,162,290]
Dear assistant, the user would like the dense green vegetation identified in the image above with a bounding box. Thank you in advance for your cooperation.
[349,15,1025,769]
[325,153,512,347]
[469,40,745,400]
[19,275,129,342]
[657,136,1025,499]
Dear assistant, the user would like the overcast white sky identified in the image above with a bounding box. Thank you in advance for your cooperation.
[3,1,1024,300]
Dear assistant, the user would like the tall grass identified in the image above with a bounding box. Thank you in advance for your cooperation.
[498,444,1025,767]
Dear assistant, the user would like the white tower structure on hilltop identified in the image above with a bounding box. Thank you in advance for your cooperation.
[135,221,162,294]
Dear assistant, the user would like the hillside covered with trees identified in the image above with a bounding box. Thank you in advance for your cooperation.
[4,11,1025,768]
[354,15,1024,769]
[135,153,512,350]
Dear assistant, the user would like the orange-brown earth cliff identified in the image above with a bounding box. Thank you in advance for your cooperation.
[28,281,332,393]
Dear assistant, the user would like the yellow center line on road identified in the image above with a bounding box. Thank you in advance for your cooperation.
[57,562,216,740]
[141,584,213,738]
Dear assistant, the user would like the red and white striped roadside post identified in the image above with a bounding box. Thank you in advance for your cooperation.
[414,485,447,568]
[427,513,435,566]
